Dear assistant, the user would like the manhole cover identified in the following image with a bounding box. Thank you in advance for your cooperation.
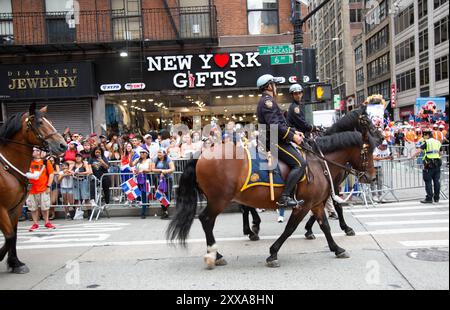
[407,249,449,262]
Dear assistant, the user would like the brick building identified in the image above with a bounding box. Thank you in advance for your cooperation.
[0,0,312,135]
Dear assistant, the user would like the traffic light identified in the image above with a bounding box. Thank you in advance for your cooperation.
[311,84,332,102]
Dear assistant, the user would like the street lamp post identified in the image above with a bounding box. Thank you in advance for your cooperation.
[294,0,332,88]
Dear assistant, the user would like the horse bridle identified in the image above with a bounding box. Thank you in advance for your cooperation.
[25,115,59,152]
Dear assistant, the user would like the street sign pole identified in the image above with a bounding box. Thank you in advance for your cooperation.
[293,0,331,90]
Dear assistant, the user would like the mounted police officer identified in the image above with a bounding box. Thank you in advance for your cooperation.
[256,74,306,208]
[414,128,442,204]
[286,83,321,138]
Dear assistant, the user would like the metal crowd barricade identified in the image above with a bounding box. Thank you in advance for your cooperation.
[46,174,100,219]
[340,144,449,207]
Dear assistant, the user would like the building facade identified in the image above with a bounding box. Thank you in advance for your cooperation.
[309,0,364,110]
[0,0,314,135]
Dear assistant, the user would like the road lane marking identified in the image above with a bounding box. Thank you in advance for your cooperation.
[15,227,450,250]
[345,205,449,213]
[354,211,449,218]
[365,219,449,226]
[399,240,449,248]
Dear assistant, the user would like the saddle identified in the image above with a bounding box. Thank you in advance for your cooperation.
[240,145,310,192]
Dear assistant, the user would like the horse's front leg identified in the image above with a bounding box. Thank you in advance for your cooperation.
[6,206,29,274]
[266,206,311,268]
[304,215,317,240]
[311,205,350,258]
[333,201,355,236]
[199,202,227,269]
[0,207,15,262]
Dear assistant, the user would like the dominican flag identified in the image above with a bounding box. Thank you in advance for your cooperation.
[145,179,154,199]
[121,178,141,201]
[155,190,170,207]
[120,163,131,172]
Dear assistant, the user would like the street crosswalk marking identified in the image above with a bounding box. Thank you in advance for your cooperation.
[365,219,449,226]
[354,211,449,218]
[399,240,449,248]
[344,200,449,209]
[345,205,449,213]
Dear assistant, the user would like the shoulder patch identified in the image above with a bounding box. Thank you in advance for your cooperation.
[265,100,273,108]
[294,107,300,114]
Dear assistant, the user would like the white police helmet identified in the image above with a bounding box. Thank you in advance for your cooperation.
[257,74,282,89]
[289,83,303,93]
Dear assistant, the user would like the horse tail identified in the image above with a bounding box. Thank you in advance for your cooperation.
[166,158,200,246]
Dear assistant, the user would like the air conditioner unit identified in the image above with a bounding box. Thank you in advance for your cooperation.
[192,24,201,34]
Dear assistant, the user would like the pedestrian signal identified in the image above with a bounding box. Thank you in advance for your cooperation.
[312,84,332,102]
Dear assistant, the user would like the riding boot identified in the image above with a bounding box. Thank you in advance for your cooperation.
[277,167,304,208]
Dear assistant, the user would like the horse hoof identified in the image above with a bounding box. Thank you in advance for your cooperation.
[266,260,280,268]
[345,228,355,236]
[204,255,216,270]
[215,258,228,266]
[336,251,350,259]
[249,234,260,241]
[9,265,30,274]
[251,225,260,235]
[305,232,316,240]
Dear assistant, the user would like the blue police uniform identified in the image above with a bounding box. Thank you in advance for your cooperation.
[257,93,305,207]
[287,101,313,136]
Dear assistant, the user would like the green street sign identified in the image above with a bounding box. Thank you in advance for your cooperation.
[270,55,294,65]
[259,45,295,55]
[333,94,341,109]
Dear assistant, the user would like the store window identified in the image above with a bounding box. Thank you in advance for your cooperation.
[111,0,142,40]
[247,0,279,35]
[45,0,76,43]
[0,0,13,44]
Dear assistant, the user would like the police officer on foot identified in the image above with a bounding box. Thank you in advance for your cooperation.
[256,74,306,208]
[413,128,442,204]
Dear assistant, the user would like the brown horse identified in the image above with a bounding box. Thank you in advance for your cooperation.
[168,107,382,269]
[0,103,67,274]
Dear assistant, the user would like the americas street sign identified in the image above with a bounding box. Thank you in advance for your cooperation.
[259,45,295,55]
[270,55,294,65]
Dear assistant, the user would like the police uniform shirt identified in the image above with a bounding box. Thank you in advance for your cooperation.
[287,101,313,134]
[420,138,442,157]
[256,94,294,144]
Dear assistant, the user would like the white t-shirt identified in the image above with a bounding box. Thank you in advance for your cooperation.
[373,147,391,167]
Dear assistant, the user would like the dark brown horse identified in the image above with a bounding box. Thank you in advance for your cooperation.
[0,103,67,273]
[167,107,381,268]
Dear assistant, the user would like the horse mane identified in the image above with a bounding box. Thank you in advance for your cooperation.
[315,131,376,154]
[0,112,25,145]
[325,108,364,136]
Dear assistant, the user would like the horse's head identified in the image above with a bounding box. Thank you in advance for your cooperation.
[23,103,67,155]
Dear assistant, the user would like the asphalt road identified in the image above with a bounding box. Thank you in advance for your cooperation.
[0,200,448,290]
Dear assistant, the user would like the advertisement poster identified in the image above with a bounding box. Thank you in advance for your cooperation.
[415,97,447,123]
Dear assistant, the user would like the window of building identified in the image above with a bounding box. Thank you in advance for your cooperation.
[435,55,449,81]
[247,0,279,35]
[356,68,364,86]
[395,37,415,64]
[395,4,414,34]
[368,80,390,100]
[0,0,13,44]
[434,16,449,46]
[396,69,416,92]
[366,26,389,58]
[434,0,448,9]
[350,9,362,23]
[418,0,428,19]
[45,0,76,43]
[420,63,429,86]
[356,90,365,106]
[367,53,390,80]
[365,0,388,33]
[355,45,363,65]
[111,0,142,40]
[419,29,429,53]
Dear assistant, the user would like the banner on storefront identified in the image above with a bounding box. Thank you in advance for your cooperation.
[0,62,95,100]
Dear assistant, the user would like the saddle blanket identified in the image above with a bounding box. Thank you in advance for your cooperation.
[240,147,285,192]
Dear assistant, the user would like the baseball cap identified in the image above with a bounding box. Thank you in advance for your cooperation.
[382,140,388,146]
[144,134,152,140]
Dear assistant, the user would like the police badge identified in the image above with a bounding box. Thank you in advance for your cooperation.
[265,100,273,108]
[294,107,300,114]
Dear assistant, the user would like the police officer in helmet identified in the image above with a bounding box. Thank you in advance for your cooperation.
[287,83,321,138]
[256,74,306,208]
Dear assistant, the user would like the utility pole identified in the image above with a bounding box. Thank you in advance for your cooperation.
[294,0,331,87]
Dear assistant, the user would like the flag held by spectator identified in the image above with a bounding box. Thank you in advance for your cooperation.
[155,190,170,207]
[121,178,141,201]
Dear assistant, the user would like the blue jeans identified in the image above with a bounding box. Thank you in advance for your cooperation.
[278,208,285,217]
